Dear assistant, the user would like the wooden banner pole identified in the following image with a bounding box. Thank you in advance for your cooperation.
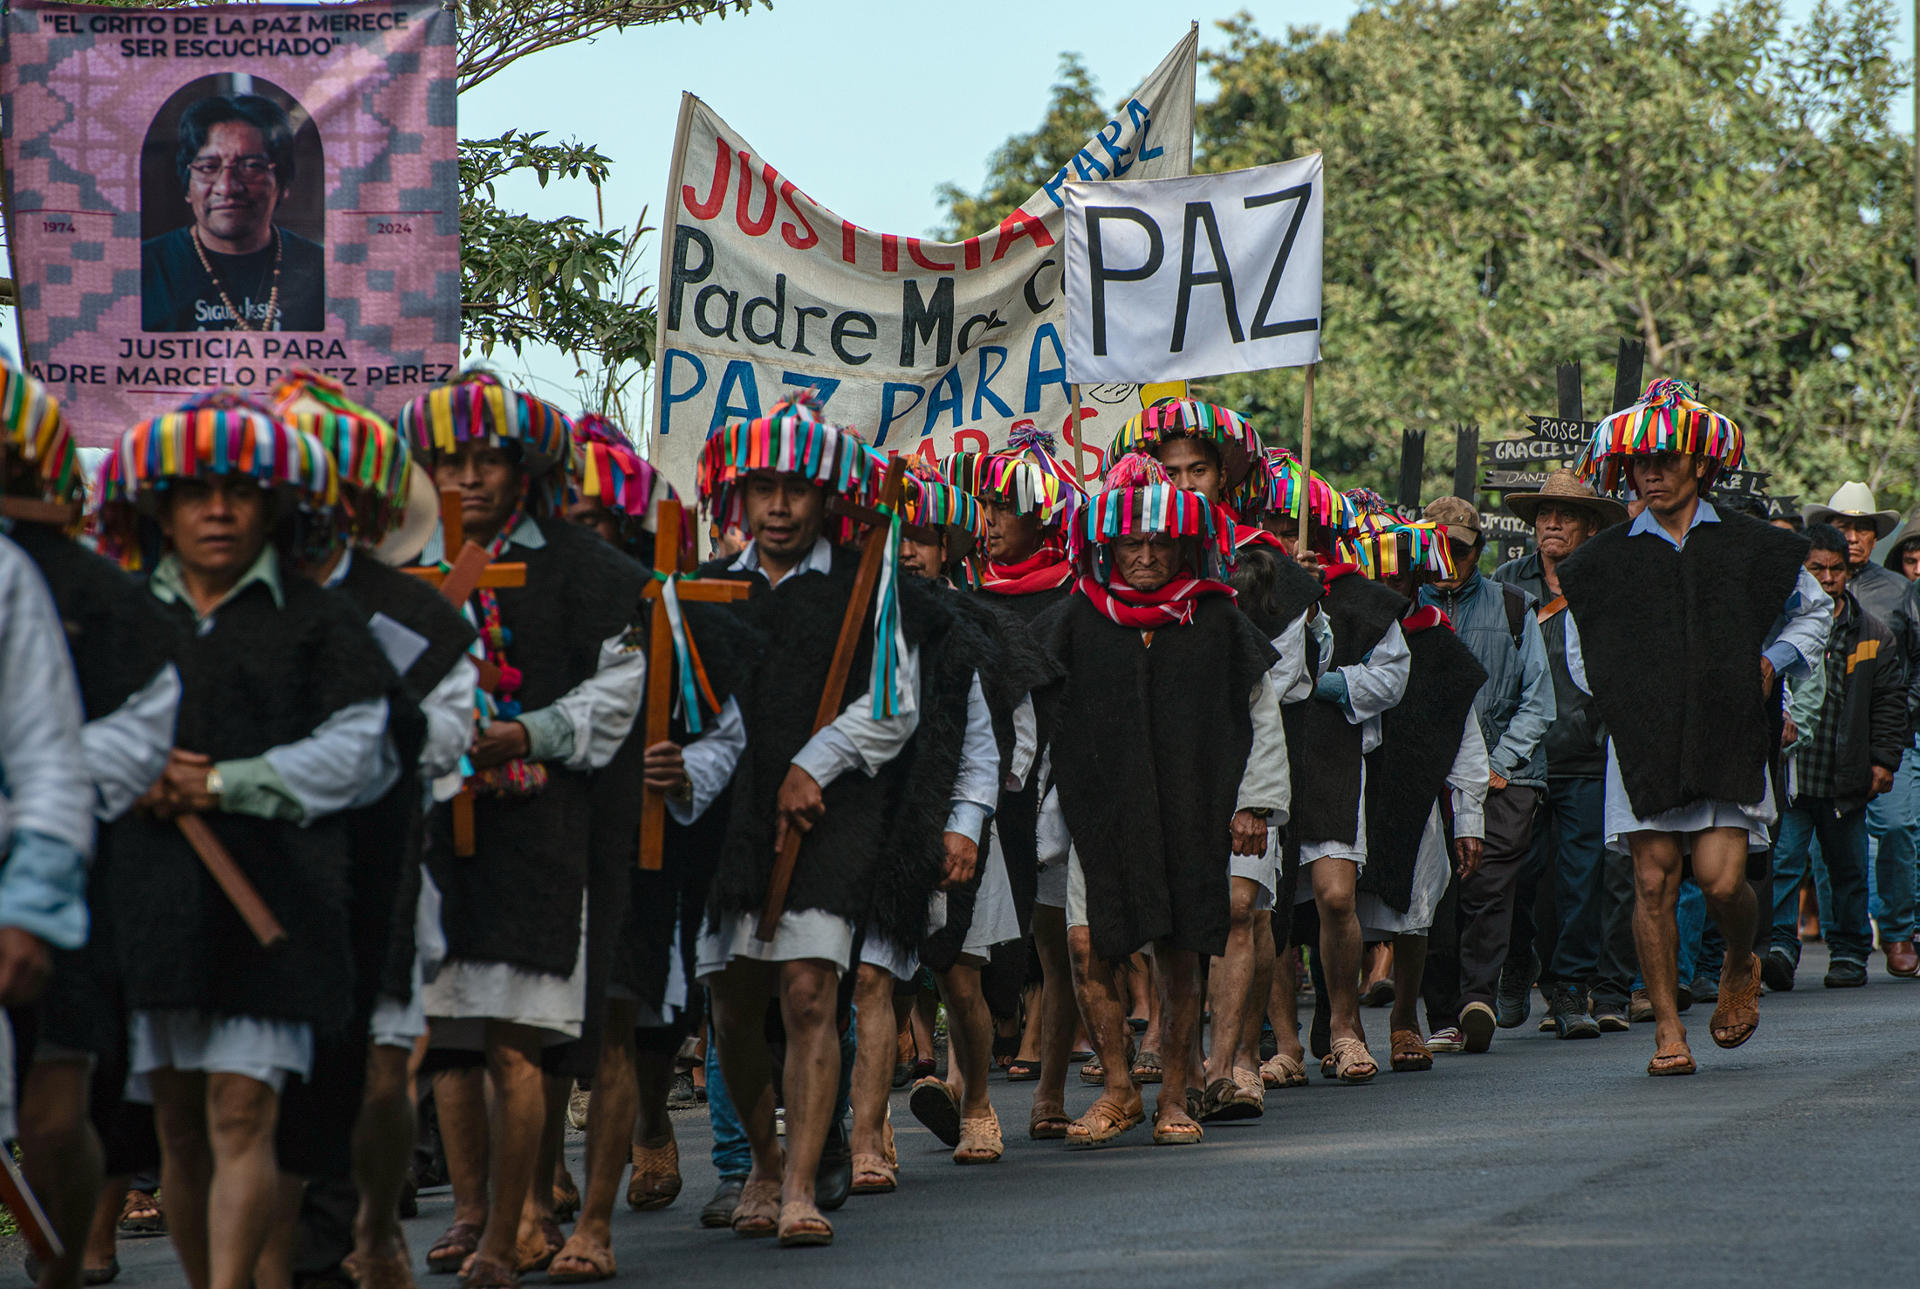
[1296,363,1317,554]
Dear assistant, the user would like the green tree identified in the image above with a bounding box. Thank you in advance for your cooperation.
[935,53,1109,238]
[1201,0,1916,507]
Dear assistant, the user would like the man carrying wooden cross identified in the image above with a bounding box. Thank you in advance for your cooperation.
[397,373,648,1289]
[95,391,399,1289]
[684,392,942,1248]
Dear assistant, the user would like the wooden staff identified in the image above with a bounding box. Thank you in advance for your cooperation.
[403,489,526,855]
[755,458,910,941]
[638,499,750,871]
[1296,363,1317,552]
[177,814,286,948]
[0,1149,61,1264]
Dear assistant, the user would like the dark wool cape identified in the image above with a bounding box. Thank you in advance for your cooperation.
[13,526,182,1057]
[1287,571,1407,847]
[426,519,648,978]
[1045,594,1277,961]
[1230,546,1325,641]
[612,596,764,1016]
[333,553,472,1004]
[920,593,1058,973]
[703,544,942,935]
[109,567,396,1031]
[1358,614,1486,913]
[1558,509,1808,818]
[863,584,996,967]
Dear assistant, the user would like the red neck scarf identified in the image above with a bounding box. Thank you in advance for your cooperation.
[1234,523,1284,552]
[1402,605,1452,635]
[1076,573,1236,628]
[983,540,1072,596]
[1319,561,1364,588]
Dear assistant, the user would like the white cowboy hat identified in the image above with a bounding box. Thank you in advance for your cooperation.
[372,462,440,567]
[1804,481,1900,538]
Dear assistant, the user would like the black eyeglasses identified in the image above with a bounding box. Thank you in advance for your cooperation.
[188,156,276,182]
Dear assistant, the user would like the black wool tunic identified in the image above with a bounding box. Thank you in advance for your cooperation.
[703,544,941,937]
[425,518,648,979]
[1357,612,1486,913]
[12,525,182,1058]
[1286,570,1407,848]
[1558,508,1808,818]
[1045,594,1277,961]
[109,562,396,1032]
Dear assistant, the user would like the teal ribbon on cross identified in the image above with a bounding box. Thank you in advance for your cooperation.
[868,501,910,719]
[650,568,707,736]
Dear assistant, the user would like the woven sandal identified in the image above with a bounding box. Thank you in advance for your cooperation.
[1260,1052,1308,1089]
[1389,1029,1433,1072]
[1029,1103,1071,1140]
[850,1153,897,1194]
[1648,1041,1697,1076]
[544,1233,615,1284]
[776,1201,833,1248]
[730,1179,780,1237]
[626,1136,681,1211]
[1710,957,1762,1049]
[426,1222,481,1275]
[1330,1036,1378,1084]
[1064,1094,1144,1148]
[954,1112,1004,1164]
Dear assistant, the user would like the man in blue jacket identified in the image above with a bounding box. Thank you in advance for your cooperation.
[1417,498,1555,1053]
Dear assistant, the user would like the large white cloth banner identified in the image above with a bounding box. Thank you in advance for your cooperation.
[1062,155,1324,383]
[648,29,1197,495]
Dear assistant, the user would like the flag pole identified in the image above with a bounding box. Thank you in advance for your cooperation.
[1295,363,1317,554]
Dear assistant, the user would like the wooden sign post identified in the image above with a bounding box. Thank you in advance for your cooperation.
[403,489,526,855]
[755,458,913,941]
[637,498,750,872]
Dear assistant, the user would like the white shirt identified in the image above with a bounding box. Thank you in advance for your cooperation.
[82,663,180,822]
[1337,619,1411,753]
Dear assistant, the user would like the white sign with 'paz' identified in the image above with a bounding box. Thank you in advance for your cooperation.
[1062,154,1323,383]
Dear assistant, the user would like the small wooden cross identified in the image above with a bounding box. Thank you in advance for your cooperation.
[756,456,911,940]
[638,498,750,871]
[403,488,527,856]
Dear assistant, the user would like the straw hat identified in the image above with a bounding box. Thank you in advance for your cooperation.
[1505,467,1629,528]
[1804,481,1900,538]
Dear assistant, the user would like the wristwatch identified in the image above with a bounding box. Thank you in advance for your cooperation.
[668,771,694,805]
[205,765,225,801]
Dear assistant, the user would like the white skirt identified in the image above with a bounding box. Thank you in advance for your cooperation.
[424,895,589,1046]
[127,1009,314,1097]
[1601,739,1774,854]
[1358,805,1451,938]
[1296,764,1369,899]
[696,908,856,977]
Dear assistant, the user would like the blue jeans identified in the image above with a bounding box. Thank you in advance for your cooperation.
[1773,800,1872,966]
[1866,749,1920,942]
[706,1003,858,1181]
[1542,777,1608,986]
[1633,878,1704,990]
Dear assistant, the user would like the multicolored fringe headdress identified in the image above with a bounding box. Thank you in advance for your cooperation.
[271,369,409,544]
[1109,397,1261,488]
[570,413,694,562]
[1343,487,1400,520]
[696,389,873,539]
[98,389,337,566]
[1074,452,1234,583]
[397,371,575,505]
[899,455,985,549]
[1241,447,1354,535]
[0,363,81,507]
[1341,517,1458,581]
[1575,378,1745,494]
[945,421,1086,531]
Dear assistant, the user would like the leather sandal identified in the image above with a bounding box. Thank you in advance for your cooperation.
[545,1234,615,1284]
[1648,1041,1697,1076]
[1390,1029,1433,1073]
[954,1111,1004,1164]
[1151,1106,1204,1145]
[1711,957,1762,1049]
[626,1135,681,1211]
[776,1201,833,1248]
[1028,1103,1071,1140]
[458,1255,517,1289]
[1064,1094,1144,1147]
[1260,1052,1308,1088]
[426,1223,482,1275]
[730,1178,780,1237]
[1330,1036,1378,1084]
[850,1153,897,1194]
[908,1077,962,1147]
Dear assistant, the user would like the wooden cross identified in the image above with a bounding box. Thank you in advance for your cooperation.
[756,456,911,941]
[637,498,751,871]
[403,488,527,856]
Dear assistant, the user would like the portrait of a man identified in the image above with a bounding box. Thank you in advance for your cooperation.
[140,93,326,332]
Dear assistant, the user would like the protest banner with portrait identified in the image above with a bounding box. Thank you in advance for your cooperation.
[1,0,458,445]
[649,27,1198,496]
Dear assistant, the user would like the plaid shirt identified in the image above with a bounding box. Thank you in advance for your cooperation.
[1797,589,1859,801]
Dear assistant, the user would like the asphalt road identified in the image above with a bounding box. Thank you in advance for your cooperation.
[109,942,1918,1289]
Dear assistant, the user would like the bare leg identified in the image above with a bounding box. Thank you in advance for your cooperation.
[1269,948,1304,1065]
[1012,982,1043,1064]
[1236,909,1275,1073]
[1388,934,1430,1035]
[430,1066,489,1234]
[1155,945,1204,1131]
[1066,927,1142,1113]
[350,1044,415,1266]
[1314,859,1367,1046]
[707,959,785,1194]
[18,1060,103,1289]
[1139,954,1165,1061]
[249,1173,304,1289]
[526,1073,567,1234]
[473,1024,546,1268]
[557,998,637,1270]
[1629,831,1687,1054]
[938,961,993,1118]
[774,960,841,1211]
[1204,878,1260,1085]
[84,1176,124,1279]
[631,1044,674,1151]
[203,1074,282,1289]
[149,1069,213,1289]
[1030,906,1076,1119]
[848,964,897,1166]
[1692,827,1758,983]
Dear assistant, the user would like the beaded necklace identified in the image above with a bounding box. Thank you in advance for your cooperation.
[191,225,282,332]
